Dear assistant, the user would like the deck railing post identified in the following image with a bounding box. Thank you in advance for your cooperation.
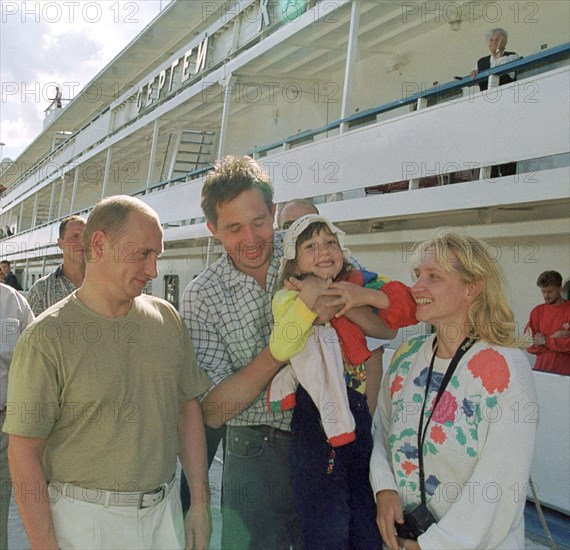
[340,0,361,133]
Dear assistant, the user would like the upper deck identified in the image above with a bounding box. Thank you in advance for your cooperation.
[1,1,568,245]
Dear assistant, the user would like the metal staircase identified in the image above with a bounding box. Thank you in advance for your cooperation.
[161,130,215,182]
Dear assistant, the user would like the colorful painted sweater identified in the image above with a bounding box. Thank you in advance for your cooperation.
[370,335,537,549]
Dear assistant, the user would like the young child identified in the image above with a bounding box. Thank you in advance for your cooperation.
[269,214,416,550]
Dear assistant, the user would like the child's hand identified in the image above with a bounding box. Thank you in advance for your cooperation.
[290,275,334,316]
[324,282,391,318]
[324,281,370,317]
[284,277,301,291]
[285,273,313,291]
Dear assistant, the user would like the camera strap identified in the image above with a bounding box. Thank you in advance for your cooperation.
[417,336,476,505]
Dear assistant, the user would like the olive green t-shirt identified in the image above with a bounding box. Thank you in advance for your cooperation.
[3,292,211,491]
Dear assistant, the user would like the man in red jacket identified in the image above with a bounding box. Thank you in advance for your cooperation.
[526,270,570,376]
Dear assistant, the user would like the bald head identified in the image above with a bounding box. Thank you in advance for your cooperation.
[278,199,318,229]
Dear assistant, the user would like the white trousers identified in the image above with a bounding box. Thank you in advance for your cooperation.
[48,480,184,549]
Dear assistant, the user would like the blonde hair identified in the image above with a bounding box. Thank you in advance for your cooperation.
[411,230,517,347]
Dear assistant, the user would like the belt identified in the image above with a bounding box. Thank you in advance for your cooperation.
[49,475,175,509]
[249,424,291,439]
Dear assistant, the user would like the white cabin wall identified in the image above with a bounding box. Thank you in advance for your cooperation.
[223,86,338,153]
[149,244,217,306]
[500,0,570,53]
[74,181,103,213]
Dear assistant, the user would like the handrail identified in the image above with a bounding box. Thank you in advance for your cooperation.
[0,206,91,246]
[145,42,569,185]
[0,104,113,198]
[144,165,213,194]
[91,42,570,195]
[247,42,570,157]
[3,42,567,203]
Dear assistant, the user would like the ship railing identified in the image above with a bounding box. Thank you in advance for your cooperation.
[2,42,567,209]
[0,0,310,197]
[135,43,570,230]
[141,166,212,196]
[43,98,68,116]
[1,44,568,243]
[0,104,113,208]
[140,43,570,199]
[246,42,570,158]
[0,206,91,251]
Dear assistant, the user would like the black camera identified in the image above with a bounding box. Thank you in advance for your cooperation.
[396,503,436,540]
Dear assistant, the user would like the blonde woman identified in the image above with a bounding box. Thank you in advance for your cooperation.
[371,230,537,550]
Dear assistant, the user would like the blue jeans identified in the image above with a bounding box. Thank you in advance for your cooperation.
[290,385,382,550]
[222,425,303,550]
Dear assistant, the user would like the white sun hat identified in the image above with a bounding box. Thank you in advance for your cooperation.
[280,214,351,276]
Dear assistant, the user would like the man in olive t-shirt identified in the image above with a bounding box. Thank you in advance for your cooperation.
[3,196,212,550]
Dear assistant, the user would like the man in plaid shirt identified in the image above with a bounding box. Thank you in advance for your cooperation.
[182,156,390,549]
[26,215,86,316]
[182,156,300,549]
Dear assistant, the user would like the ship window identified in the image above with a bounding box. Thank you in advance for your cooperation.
[348,113,377,129]
[426,88,463,107]
[164,275,179,310]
